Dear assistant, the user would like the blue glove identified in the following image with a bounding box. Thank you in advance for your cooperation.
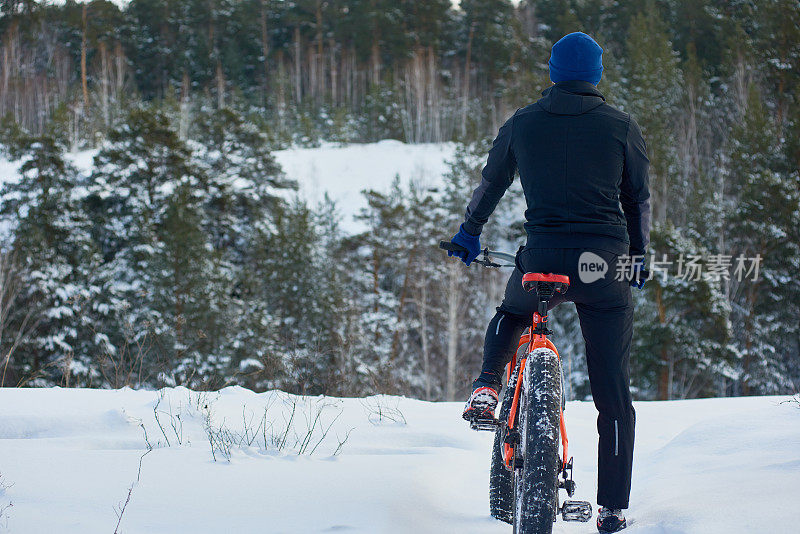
[630,257,650,289]
[449,224,481,266]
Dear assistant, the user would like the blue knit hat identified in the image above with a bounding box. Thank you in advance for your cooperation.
[548,32,603,85]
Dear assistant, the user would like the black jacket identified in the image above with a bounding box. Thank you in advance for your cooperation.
[463,80,651,257]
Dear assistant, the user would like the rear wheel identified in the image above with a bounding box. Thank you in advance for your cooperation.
[512,348,562,534]
[489,360,518,524]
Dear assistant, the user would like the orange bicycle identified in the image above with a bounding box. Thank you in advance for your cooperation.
[440,242,592,534]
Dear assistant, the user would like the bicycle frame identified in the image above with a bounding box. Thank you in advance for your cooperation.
[438,242,571,469]
[502,275,570,473]
[439,241,592,525]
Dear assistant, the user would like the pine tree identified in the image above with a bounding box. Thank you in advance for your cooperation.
[437,142,502,400]
[87,105,218,386]
[676,42,722,242]
[624,6,682,227]
[458,0,520,134]
[724,84,800,395]
[632,224,731,400]
[311,194,354,394]
[0,133,102,386]
[401,0,453,52]
[0,114,28,157]
[260,197,342,394]
[155,181,228,387]
[402,181,444,399]
[352,179,407,393]
[123,0,184,99]
[190,106,295,260]
[188,105,296,388]
[753,0,800,132]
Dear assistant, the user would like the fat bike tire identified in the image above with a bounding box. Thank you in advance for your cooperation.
[489,358,519,524]
[512,348,563,534]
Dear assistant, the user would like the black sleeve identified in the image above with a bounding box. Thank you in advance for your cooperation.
[462,115,518,236]
[620,116,651,257]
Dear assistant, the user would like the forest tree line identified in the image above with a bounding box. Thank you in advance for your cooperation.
[0,0,798,399]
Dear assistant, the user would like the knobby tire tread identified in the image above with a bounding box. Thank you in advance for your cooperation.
[489,364,517,524]
[512,348,562,534]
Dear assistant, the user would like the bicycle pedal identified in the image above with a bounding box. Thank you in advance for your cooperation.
[469,416,500,432]
[561,500,592,522]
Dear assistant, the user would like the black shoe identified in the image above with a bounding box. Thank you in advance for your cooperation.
[597,507,626,533]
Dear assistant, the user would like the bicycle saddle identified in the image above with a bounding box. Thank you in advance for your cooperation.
[522,272,570,297]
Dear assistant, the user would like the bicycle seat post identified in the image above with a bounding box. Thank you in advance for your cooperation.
[532,282,554,336]
[538,297,548,318]
[522,274,568,336]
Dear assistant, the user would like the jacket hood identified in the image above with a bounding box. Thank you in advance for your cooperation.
[536,80,605,115]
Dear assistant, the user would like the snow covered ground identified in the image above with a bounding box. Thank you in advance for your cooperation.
[0,387,797,533]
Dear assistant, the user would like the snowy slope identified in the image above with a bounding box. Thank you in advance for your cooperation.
[274,141,456,233]
[0,141,457,236]
[0,388,797,534]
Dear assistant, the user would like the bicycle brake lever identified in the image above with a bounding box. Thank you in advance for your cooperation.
[474,248,504,268]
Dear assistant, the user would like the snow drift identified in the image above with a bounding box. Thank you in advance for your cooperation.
[0,387,797,533]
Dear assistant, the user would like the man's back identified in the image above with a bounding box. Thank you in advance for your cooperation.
[515,81,631,245]
[463,80,650,258]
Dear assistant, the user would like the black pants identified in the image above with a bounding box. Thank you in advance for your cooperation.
[481,247,635,510]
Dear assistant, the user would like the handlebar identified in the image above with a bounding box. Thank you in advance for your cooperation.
[439,241,516,268]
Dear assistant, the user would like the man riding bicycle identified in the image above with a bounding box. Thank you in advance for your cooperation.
[450,32,650,534]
